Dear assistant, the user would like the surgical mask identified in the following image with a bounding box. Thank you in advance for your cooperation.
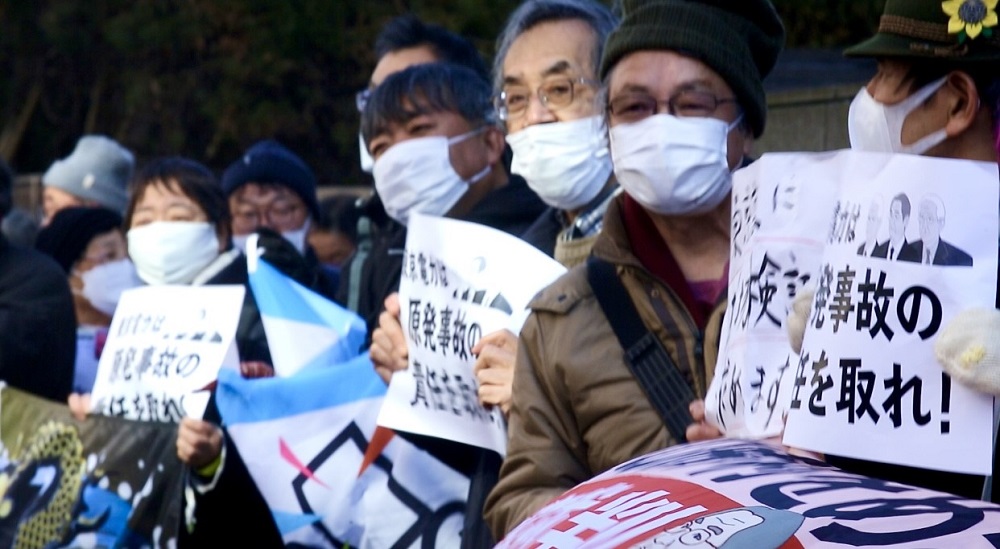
[232,218,310,255]
[610,113,740,215]
[79,258,143,316]
[507,116,613,211]
[281,217,310,254]
[233,233,250,254]
[373,128,491,226]
[848,76,948,155]
[359,133,375,173]
[127,221,220,285]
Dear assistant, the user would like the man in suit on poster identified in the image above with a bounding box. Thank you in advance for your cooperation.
[898,194,972,266]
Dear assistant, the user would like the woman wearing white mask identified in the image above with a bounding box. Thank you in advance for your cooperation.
[35,206,141,393]
[486,0,785,537]
[71,157,282,547]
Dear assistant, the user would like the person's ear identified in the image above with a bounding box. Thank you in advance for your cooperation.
[742,133,754,158]
[482,126,506,167]
[941,71,980,138]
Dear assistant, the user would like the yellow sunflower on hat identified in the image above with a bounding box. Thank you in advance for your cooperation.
[943,0,998,41]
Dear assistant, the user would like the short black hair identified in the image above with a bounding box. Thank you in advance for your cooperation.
[316,194,361,241]
[361,63,494,145]
[124,157,230,243]
[0,158,11,218]
[374,14,489,82]
[892,192,911,220]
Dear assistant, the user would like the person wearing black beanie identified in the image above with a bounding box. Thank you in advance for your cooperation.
[35,206,140,393]
[486,0,785,538]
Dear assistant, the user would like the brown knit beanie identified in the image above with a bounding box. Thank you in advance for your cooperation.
[599,0,785,138]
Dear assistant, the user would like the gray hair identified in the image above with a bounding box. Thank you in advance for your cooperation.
[492,0,619,93]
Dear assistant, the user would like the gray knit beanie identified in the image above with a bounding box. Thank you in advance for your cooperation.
[42,135,135,214]
[599,0,785,138]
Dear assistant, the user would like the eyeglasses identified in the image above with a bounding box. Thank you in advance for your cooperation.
[493,77,598,122]
[607,89,738,124]
[356,88,373,113]
[232,201,304,231]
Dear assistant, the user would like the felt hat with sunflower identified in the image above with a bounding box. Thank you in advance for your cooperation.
[845,0,1000,64]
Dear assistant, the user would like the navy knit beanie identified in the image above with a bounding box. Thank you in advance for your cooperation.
[221,140,320,219]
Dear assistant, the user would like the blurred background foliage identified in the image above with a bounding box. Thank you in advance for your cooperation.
[0,0,884,188]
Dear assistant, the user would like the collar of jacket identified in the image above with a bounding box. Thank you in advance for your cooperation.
[591,193,714,328]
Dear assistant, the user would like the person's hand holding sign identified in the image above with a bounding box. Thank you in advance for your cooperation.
[177,417,224,473]
[473,329,518,418]
[370,292,409,384]
[686,399,723,442]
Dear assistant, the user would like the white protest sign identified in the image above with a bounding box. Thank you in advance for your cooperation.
[377,213,566,455]
[89,284,245,422]
[783,150,998,475]
[707,152,841,438]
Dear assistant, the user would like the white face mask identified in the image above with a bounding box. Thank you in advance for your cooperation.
[281,217,310,254]
[373,128,491,226]
[359,133,375,173]
[610,113,740,215]
[79,258,143,316]
[232,217,311,255]
[127,221,221,285]
[848,76,948,156]
[507,116,613,211]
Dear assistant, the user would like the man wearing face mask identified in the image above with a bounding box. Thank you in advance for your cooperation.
[354,62,545,343]
[222,139,338,301]
[368,0,617,419]
[339,14,494,323]
[485,0,785,537]
[362,61,545,548]
[496,0,619,268]
[819,0,1000,500]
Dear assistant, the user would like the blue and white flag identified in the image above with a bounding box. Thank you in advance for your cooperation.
[247,254,366,377]
[218,253,469,548]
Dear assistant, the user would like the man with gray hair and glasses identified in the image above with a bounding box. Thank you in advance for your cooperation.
[486,0,785,538]
[494,0,620,268]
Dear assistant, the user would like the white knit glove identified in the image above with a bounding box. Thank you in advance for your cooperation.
[786,290,815,355]
[934,308,1000,396]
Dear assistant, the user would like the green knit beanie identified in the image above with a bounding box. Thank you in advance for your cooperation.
[599,0,785,138]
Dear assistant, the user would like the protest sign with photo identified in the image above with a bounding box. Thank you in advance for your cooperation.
[782,151,999,474]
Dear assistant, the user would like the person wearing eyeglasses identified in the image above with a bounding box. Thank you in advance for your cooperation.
[485,0,785,539]
[338,15,497,339]
[495,0,620,268]
[362,61,546,549]
[221,139,339,302]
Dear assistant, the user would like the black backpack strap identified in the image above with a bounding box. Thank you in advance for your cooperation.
[347,214,372,313]
[586,256,696,443]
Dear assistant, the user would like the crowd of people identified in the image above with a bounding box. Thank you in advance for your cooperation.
[1,0,999,546]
